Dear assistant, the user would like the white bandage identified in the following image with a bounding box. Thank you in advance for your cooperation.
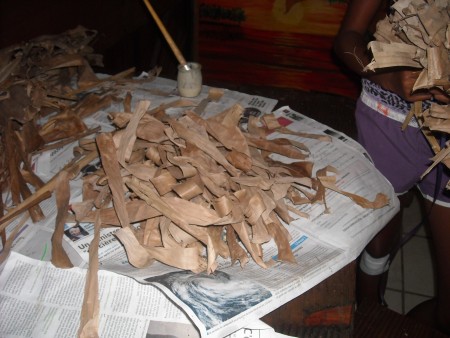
[359,250,390,276]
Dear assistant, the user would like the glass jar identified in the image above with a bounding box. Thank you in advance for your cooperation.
[177,62,202,97]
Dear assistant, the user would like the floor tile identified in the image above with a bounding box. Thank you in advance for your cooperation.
[404,292,432,314]
[360,188,437,319]
[386,248,402,291]
[384,289,403,314]
[402,236,436,297]
[402,193,427,237]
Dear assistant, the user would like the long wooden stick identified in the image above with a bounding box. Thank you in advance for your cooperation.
[142,0,188,68]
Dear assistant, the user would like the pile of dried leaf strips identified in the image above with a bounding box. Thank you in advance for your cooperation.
[366,0,450,183]
[0,25,394,337]
[0,26,390,273]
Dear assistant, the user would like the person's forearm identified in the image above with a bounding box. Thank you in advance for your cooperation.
[334,30,372,77]
[334,30,396,87]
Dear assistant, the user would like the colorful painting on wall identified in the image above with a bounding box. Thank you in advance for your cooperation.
[198,0,359,98]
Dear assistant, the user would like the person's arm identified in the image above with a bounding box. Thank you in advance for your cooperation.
[334,0,382,77]
[334,0,434,102]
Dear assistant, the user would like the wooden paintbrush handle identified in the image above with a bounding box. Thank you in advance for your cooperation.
[143,0,188,67]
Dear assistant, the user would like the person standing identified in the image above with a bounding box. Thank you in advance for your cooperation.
[334,0,450,334]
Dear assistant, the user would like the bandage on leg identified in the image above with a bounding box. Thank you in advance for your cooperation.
[359,250,390,276]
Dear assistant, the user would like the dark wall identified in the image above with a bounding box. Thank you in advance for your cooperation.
[0,0,196,79]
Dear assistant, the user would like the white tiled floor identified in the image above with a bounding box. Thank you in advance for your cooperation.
[384,191,436,314]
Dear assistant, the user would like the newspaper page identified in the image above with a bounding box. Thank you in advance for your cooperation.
[0,252,295,338]
[0,251,192,338]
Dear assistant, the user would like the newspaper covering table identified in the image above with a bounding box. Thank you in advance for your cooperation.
[0,77,399,338]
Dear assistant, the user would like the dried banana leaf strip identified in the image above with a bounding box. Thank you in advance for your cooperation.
[115,227,153,268]
[205,118,252,158]
[233,189,271,244]
[172,176,204,200]
[207,103,244,127]
[416,3,448,45]
[161,196,235,226]
[231,176,273,191]
[96,133,130,228]
[150,169,177,195]
[144,244,207,273]
[125,177,218,272]
[117,100,150,164]
[225,149,253,172]
[74,93,118,120]
[0,85,34,124]
[39,110,87,143]
[0,214,28,265]
[0,55,21,88]
[0,150,97,229]
[254,188,278,224]
[421,141,450,179]
[226,224,250,267]
[136,115,169,143]
[78,212,100,338]
[427,46,450,87]
[231,220,268,269]
[8,124,45,221]
[36,54,86,71]
[212,195,234,217]
[5,122,27,206]
[425,119,450,134]
[429,103,450,119]
[123,162,158,181]
[169,118,240,177]
[273,195,294,224]
[423,105,450,134]
[51,170,73,268]
[74,200,161,227]
[365,41,422,70]
[266,212,296,264]
[166,153,198,179]
[167,220,198,247]
[245,134,308,160]
[277,126,332,143]
[17,120,45,155]
[206,225,230,259]
[141,217,163,247]
[266,158,314,178]
[317,166,389,209]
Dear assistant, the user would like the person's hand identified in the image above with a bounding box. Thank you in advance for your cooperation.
[368,69,432,102]
[430,87,450,104]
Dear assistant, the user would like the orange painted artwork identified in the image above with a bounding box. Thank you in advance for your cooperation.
[198,0,359,98]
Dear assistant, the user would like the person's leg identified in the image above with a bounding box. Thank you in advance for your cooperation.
[407,201,450,335]
[356,215,401,304]
[356,193,410,305]
[353,91,437,306]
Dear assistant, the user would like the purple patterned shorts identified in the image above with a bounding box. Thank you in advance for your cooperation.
[356,82,450,207]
